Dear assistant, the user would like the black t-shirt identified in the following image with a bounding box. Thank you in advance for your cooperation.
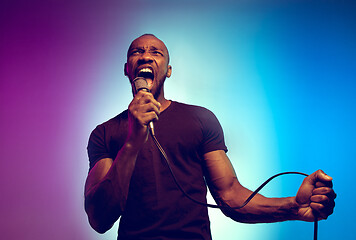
[87,101,227,240]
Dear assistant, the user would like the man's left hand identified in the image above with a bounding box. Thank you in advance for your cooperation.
[295,170,336,222]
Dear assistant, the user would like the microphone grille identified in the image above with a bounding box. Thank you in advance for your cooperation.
[132,77,149,94]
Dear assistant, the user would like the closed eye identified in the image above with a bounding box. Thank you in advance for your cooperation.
[151,50,163,56]
[129,49,143,56]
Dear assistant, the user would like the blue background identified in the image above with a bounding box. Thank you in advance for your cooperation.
[1,0,355,239]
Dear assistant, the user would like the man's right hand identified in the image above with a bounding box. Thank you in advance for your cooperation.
[127,90,161,144]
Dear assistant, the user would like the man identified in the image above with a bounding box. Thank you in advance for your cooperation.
[84,34,336,240]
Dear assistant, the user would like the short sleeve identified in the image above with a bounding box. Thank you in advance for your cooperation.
[87,124,112,171]
[200,108,228,154]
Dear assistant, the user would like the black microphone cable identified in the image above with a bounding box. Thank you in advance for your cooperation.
[150,130,319,240]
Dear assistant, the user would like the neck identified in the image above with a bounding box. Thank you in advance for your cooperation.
[157,95,171,112]
[156,88,171,112]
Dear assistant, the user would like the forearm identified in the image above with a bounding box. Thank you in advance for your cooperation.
[216,182,299,223]
[106,141,141,207]
[84,141,141,232]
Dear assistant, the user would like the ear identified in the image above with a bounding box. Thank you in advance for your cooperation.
[166,65,172,78]
[124,63,128,76]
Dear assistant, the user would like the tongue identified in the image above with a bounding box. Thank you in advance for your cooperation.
[146,78,153,88]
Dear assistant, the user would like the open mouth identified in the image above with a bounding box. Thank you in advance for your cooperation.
[137,68,154,80]
[137,68,154,88]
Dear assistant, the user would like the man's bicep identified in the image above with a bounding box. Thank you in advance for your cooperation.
[85,158,113,196]
[203,150,241,193]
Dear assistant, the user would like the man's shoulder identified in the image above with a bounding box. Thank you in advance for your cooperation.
[166,101,221,129]
[171,101,212,114]
[93,109,128,132]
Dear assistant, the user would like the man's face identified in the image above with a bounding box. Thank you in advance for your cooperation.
[125,35,172,98]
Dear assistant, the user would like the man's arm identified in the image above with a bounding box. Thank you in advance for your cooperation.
[204,150,336,223]
[84,91,161,233]
[84,144,141,233]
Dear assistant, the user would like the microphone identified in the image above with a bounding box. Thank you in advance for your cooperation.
[132,77,155,135]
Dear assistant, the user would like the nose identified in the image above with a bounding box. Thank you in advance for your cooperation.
[138,51,153,63]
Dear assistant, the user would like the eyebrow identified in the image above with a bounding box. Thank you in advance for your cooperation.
[129,46,165,53]
[149,46,161,51]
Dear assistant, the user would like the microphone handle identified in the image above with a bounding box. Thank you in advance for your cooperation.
[132,77,155,135]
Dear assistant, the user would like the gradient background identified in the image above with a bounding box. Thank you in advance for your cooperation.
[1,0,355,239]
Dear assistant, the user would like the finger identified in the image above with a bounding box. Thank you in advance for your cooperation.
[310,191,336,218]
[134,89,149,98]
[135,91,154,103]
[133,92,160,112]
[310,201,335,220]
[315,180,333,188]
[312,187,337,200]
[129,104,159,127]
[310,194,330,203]
[137,92,161,110]
[315,169,333,182]
[310,196,336,214]
[310,202,332,220]
[140,102,161,117]
[310,190,336,210]
[140,112,159,125]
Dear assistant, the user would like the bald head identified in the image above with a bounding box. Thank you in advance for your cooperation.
[127,34,170,63]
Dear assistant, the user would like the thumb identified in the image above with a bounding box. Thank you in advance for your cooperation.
[314,170,333,188]
[315,169,333,181]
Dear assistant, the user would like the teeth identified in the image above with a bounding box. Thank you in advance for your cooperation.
[139,68,152,73]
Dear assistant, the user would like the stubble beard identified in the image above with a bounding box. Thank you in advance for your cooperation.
[153,76,166,100]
